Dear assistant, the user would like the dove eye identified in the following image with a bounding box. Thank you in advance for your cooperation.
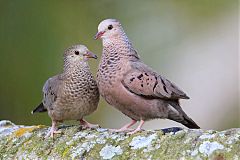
[75,51,79,55]
[108,25,113,30]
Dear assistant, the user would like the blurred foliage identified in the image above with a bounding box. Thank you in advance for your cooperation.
[0,0,238,130]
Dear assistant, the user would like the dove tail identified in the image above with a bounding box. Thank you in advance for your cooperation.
[167,100,200,129]
[31,103,47,114]
[182,115,200,129]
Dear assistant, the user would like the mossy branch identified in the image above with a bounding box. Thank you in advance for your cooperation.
[0,120,239,159]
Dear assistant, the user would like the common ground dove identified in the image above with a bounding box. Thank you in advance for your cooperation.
[32,44,99,137]
[95,19,200,134]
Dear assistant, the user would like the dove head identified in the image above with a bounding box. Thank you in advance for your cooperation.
[64,44,97,65]
[95,19,124,40]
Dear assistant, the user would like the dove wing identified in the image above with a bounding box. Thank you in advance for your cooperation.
[122,61,189,100]
[42,75,63,108]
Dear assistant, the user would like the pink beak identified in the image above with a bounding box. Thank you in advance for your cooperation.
[94,31,105,40]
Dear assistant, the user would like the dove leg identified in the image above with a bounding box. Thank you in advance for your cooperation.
[111,119,137,132]
[46,120,62,138]
[127,120,145,135]
[80,119,99,128]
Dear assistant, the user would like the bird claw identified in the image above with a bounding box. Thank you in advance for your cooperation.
[82,123,99,129]
[80,119,100,130]
[127,128,144,135]
[109,128,134,133]
[45,130,62,138]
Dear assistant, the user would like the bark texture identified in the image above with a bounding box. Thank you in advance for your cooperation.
[0,120,239,160]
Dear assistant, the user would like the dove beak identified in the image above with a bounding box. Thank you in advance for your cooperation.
[84,51,98,59]
[94,31,105,40]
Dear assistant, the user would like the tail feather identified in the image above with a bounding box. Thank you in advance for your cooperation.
[31,103,47,114]
[183,116,200,129]
[167,100,200,129]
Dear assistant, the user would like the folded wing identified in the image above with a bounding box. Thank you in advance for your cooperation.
[122,61,189,100]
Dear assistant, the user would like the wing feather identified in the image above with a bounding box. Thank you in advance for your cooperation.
[122,61,189,100]
[42,75,63,108]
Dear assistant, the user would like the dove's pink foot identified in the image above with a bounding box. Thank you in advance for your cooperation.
[46,121,62,138]
[127,120,145,135]
[110,119,137,132]
[80,119,99,129]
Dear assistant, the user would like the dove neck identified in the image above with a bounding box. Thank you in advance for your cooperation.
[102,34,137,58]
[63,60,89,75]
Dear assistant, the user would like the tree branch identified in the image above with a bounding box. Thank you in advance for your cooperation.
[0,120,239,159]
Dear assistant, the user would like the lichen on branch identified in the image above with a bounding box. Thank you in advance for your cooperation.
[0,120,239,159]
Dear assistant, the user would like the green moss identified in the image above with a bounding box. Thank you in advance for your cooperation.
[0,121,240,159]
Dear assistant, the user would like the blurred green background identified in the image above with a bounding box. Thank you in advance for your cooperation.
[0,0,239,130]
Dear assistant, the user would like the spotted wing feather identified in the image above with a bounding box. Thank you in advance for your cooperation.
[42,75,63,109]
[122,61,189,100]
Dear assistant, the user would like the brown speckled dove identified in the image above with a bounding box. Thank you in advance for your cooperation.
[94,19,200,134]
[32,44,99,137]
